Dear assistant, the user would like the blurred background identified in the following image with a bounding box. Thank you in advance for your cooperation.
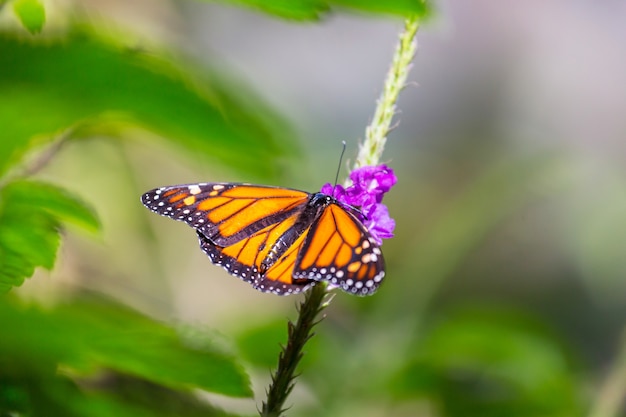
[4,0,626,416]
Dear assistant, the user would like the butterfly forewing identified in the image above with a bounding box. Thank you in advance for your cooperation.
[142,183,309,246]
[294,204,385,295]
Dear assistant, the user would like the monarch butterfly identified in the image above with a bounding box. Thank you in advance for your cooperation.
[141,182,385,296]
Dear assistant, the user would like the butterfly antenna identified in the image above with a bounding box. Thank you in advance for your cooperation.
[333,141,347,192]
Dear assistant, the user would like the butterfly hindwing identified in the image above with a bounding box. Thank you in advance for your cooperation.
[257,227,316,295]
[294,203,385,296]
[196,219,315,295]
[197,231,259,286]
[142,183,310,246]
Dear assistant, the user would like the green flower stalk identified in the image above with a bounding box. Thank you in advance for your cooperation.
[354,17,420,169]
[260,15,421,417]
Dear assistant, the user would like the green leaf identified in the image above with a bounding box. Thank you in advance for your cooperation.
[0,296,252,398]
[2,180,100,232]
[12,0,45,34]
[392,307,583,417]
[215,0,329,20]
[0,30,298,179]
[82,373,241,417]
[0,371,236,417]
[0,180,100,291]
[330,0,431,18]
[211,0,431,20]
[236,319,291,368]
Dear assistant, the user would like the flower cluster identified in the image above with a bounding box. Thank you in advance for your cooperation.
[321,164,396,245]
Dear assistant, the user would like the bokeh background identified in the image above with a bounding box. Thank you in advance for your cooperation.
[5,0,626,416]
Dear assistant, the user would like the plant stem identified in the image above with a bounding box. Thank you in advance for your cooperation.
[0,131,70,189]
[354,16,420,170]
[260,282,330,417]
[260,15,420,417]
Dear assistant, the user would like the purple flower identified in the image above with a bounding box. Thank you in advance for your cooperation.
[347,164,397,206]
[361,202,395,245]
[321,164,396,244]
[320,183,346,201]
[350,164,396,194]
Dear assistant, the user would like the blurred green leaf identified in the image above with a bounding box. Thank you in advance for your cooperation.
[331,0,430,18]
[0,364,239,417]
[0,296,252,398]
[236,319,292,368]
[214,0,329,20]
[392,307,583,417]
[208,0,431,20]
[2,179,100,232]
[0,180,100,292]
[0,30,298,179]
[87,374,242,417]
[12,0,45,34]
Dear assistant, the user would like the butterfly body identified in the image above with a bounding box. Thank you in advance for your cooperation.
[260,192,337,270]
[142,183,385,296]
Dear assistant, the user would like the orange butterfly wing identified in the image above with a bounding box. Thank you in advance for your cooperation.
[258,227,316,294]
[294,204,385,295]
[142,183,309,246]
[196,218,316,295]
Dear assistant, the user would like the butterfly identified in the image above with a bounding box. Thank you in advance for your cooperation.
[141,183,385,296]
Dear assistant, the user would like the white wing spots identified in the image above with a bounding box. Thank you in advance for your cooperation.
[188,184,202,195]
[253,277,314,295]
[205,184,226,197]
[338,272,379,295]
[361,253,377,263]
